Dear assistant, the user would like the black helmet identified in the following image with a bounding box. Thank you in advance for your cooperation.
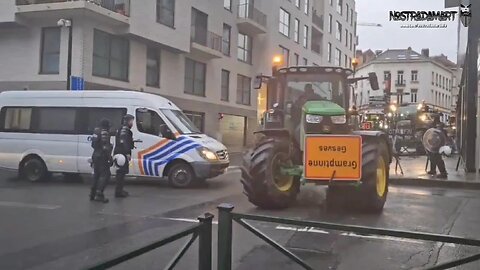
[123,114,134,123]
[100,118,110,129]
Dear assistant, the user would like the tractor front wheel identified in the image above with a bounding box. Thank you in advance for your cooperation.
[241,138,300,209]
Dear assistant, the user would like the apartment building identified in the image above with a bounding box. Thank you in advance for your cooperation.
[0,0,356,150]
[354,48,455,121]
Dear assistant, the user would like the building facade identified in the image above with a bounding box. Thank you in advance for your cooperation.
[0,0,356,150]
[354,48,455,122]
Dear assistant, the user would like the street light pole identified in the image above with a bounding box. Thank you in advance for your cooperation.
[58,19,73,90]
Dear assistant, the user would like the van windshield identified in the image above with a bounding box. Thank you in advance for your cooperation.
[161,109,201,135]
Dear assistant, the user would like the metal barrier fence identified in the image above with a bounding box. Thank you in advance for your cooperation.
[86,213,213,270]
[217,203,480,270]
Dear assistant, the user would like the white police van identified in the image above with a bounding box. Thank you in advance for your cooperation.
[0,90,229,187]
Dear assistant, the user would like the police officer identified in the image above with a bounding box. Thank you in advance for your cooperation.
[90,119,113,203]
[114,114,135,198]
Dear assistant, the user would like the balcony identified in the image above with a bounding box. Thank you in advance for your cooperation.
[190,30,223,60]
[312,10,324,31]
[236,3,267,36]
[395,80,406,86]
[15,0,130,25]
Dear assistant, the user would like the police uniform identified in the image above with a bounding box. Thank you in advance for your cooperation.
[90,119,113,203]
[114,114,135,197]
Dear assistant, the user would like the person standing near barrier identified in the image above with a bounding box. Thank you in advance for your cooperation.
[113,114,135,198]
[90,119,113,203]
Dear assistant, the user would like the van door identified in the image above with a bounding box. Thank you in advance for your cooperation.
[77,107,127,174]
[132,108,174,177]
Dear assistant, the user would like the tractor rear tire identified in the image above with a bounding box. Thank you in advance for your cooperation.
[357,138,389,213]
[241,137,300,209]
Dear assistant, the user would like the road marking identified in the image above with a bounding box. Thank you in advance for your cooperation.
[98,212,219,225]
[0,201,60,210]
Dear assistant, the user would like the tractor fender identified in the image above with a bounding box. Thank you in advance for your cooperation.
[352,130,392,164]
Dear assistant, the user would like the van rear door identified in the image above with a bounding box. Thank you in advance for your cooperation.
[76,107,127,174]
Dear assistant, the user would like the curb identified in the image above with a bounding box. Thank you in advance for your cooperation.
[390,177,480,190]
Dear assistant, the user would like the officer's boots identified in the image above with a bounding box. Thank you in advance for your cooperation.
[93,191,109,203]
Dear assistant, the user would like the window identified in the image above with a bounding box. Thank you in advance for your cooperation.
[442,77,445,89]
[435,73,438,86]
[327,42,332,63]
[146,47,160,87]
[328,14,332,33]
[237,75,251,105]
[411,89,418,103]
[432,72,435,85]
[1,107,32,131]
[303,57,308,65]
[85,108,126,134]
[349,33,353,50]
[397,89,403,104]
[336,0,342,15]
[411,70,418,82]
[93,30,129,81]
[184,58,206,96]
[348,57,352,68]
[136,108,166,137]
[336,21,342,41]
[38,108,76,133]
[295,0,300,8]
[346,3,349,22]
[280,45,290,67]
[157,0,175,27]
[40,27,61,74]
[184,111,205,132]
[350,9,354,26]
[294,53,299,65]
[238,33,252,64]
[224,0,231,11]
[222,24,231,56]
[335,48,341,66]
[279,8,291,37]
[344,53,348,68]
[330,0,333,6]
[221,69,230,101]
[191,8,208,46]
[303,25,308,48]
[345,29,348,46]
[384,71,390,81]
[397,71,404,83]
[304,0,309,14]
[294,19,300,43]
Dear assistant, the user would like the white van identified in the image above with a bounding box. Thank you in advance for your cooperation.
[0,90,230,187]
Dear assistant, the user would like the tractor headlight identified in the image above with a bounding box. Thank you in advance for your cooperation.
[306,114,323,123]
[197,147,218,161]
[331,115,347,124]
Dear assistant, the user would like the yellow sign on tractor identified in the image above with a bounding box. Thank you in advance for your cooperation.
[304,135,362,181]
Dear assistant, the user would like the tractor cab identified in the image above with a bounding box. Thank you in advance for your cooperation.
[360,110,387,131]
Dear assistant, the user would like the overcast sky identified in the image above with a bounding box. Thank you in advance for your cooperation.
[356,0,459,61]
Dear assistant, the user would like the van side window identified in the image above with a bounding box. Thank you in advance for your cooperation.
[85,108,126,134]
[0,107,32,131]
[136,109,166,137]
[37,107,77,133]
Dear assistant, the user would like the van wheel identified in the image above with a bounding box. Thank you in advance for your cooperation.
[20,157,48,182]
[168,163,194,188]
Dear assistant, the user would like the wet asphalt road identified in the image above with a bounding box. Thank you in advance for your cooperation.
[1,168,480,270]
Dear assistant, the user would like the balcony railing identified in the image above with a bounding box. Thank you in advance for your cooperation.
[237,3,267,28]
[312,10,324,30]
[191,29,223,53]
[395,80,406,86]
[16,0,130,17]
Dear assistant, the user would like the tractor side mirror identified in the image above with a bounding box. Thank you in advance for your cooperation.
[368,72,379,90]
[253,76,263,89]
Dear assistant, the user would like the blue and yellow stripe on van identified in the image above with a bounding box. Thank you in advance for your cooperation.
[137,135,201,177]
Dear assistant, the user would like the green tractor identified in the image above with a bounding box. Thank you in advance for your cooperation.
[241,64,392,212]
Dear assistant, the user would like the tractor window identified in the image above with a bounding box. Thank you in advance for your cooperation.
[282,73,346,108]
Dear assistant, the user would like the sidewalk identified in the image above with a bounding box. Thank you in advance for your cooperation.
[390,154,480,189]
